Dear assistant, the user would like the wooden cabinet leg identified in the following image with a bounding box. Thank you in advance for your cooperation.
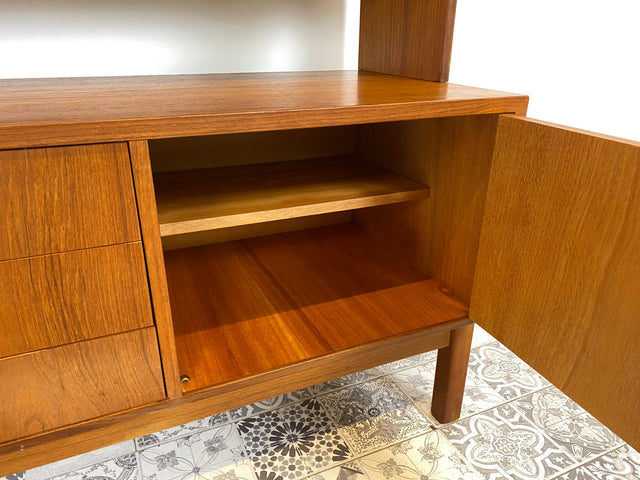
[431,322,474,423]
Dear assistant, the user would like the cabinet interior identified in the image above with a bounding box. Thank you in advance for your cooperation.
[147,116,497,393]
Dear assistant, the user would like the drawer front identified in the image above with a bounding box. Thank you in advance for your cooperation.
[0,328,165,443]
[0,243,154,358]
[0,143,140,261]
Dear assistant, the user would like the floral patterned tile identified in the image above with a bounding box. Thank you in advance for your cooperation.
[582,444,640,479]
[308,460,368,480]
[21,441,136,480]
[532,413,622,462]
[392,363,506,426]
[404,430,483,480]
[541,387,588,419]
[136,413,230,449]
[549,467,597,480]
[237,410,283,457]
[229,389,313,422]
[359,441,427,480]
[305,368,385,396]
[251,450,311,480]
[138,423,245,480]
[47,454,138,480]
[319,377,431,454]
[377,352,438,375]
[441,403,576,480]
[511,388,574,429]
[2,474,24,480]
[469,343,550,401]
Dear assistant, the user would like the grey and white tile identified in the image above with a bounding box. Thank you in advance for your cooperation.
[469,343,550,400]
[377,351,438,375]
[47,454,137,480]
[511,388,574,429]
[136,413,230,449]
[138,423,245,480]
[442,403,575,480]
[534,414,621,462]
[306,368,385,396]
[404,430,483,480]
[550,467,597,480]
[583,444,640,479]
[392,363,506,426]
[25,441,135,480]
[308,460,367,480]
[320,377,431,454]
[251,451,310,480]
[359,442,425,480]
[230,390,312,421]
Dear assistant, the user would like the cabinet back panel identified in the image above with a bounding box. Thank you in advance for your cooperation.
[149,126,355,172]
[355,115,499,303]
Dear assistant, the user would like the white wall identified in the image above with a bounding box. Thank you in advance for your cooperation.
[1,0,637,140]
[0,0,358,77]
[449,0,640,141]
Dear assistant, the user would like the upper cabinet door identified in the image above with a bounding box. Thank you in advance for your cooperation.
[470,115,640,448]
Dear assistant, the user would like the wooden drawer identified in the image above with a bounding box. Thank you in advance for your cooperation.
[0,328,165,443]
[0,143,140,261]
[0,243,154,358]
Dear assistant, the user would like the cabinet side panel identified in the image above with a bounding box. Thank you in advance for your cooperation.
[129,140,182,398]
[359,0,457,82]
[471,115,640,449]
[355,115,499,303]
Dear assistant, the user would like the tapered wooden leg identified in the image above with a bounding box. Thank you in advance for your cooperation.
[431,322,474,423]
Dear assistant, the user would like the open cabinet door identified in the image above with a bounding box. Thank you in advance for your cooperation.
[470,115,640,449]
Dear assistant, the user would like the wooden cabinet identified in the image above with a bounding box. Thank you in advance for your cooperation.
[0,1,638,476]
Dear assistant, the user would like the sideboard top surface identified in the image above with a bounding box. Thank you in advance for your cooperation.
[0,70,528,149]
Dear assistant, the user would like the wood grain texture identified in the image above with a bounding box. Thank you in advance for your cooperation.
[0,327,164,444]
[0,243,153,358]
[0,319,465,477]
[129,140,182,399]
[0,72,528,149]
[165,224,468,392]
[471,115,640,449]
[0,143,140,260]
[359,0,457,82]
[355,115,507,302]
[431,322,474,423]
[154,156,429,236]
[149,126,355,172]
[161,212,352,251]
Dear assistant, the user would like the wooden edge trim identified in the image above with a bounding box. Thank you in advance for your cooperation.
[0,317,469,475]
[128,140,182,399]
[439,0,458,82]
[0,97,530,150]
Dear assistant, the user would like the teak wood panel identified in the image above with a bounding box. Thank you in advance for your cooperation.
[355,115,504,303]
[0,319,465,477]
[0,143,140,260]
[149,126,356,172]
[471,115,640,449]
[0,72,528,149]
[0,243,153,358]
[154,156,429,236]
[128,140,183,398]
[0,327,165,444]
[165,224,468,392]
[359,0,457,82]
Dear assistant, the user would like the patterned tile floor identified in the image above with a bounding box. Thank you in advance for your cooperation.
[4,326,639,480]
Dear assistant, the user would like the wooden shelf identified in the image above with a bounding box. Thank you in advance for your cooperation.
[154,156,429,236]
[0,71,528,149]
[164,224,469,392]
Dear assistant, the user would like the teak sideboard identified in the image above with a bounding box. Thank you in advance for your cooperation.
[1,1,639,475]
